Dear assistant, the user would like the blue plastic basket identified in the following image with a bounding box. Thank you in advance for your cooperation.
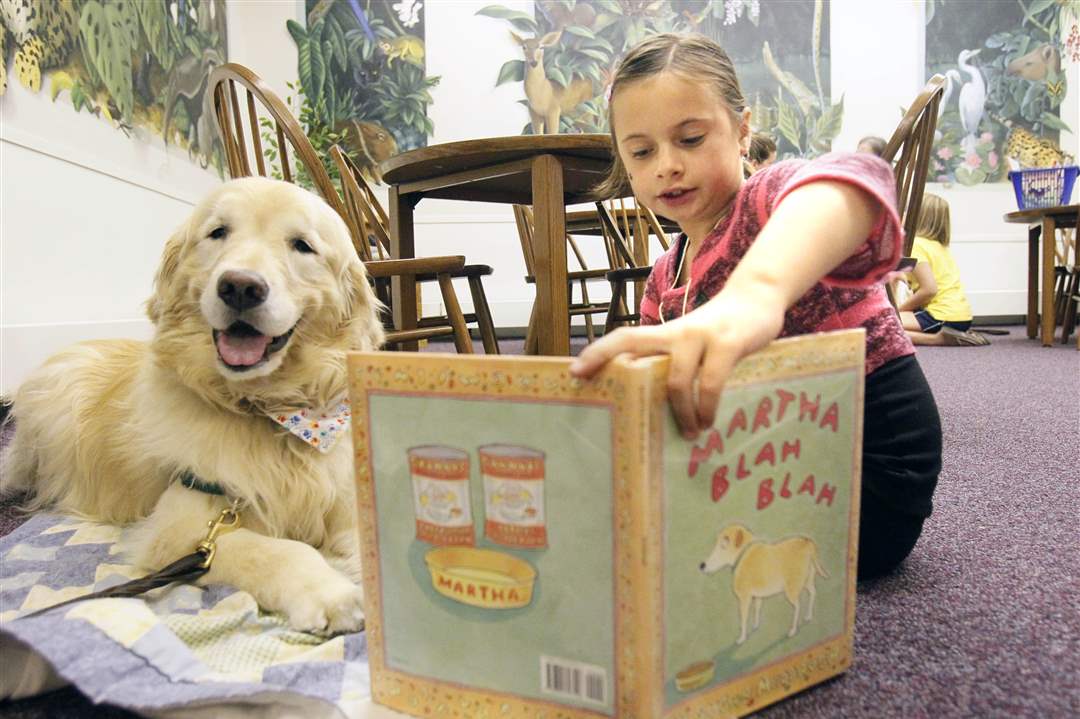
[1008,165,1079,210]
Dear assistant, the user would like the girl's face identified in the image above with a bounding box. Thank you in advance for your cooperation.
[612,71,750,242]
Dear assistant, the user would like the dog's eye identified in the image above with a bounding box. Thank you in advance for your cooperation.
[291,237,316,254]
[208,226,228,240]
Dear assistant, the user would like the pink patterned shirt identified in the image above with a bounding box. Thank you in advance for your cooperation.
[640,152,915,374]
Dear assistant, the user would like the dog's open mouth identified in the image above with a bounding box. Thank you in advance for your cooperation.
[213,321,295,371]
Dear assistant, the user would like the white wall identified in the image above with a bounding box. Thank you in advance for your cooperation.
[2,0,1077,393]
[0,67,219,394]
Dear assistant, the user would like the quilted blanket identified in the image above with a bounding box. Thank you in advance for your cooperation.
[0,514,371,718]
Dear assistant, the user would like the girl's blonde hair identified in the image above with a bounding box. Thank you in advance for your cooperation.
[595,33,746,199]
[916,193,951,246]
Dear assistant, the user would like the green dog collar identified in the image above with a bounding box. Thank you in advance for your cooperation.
[178,471,227,497]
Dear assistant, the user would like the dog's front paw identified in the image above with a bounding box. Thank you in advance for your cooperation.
[280,572,365,635]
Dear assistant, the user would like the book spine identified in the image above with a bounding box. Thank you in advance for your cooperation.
[624,361,667,718]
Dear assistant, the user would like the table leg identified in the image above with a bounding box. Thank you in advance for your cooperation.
[1041,216,1055,346]
[531,154,569,356]
[389,186,419,351]
[1027,225,1039,339]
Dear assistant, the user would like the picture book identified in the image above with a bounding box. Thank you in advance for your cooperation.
[347,329,865,718]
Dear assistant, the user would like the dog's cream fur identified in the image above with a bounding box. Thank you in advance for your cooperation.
[700,523,828,644]
[1,177,384,633]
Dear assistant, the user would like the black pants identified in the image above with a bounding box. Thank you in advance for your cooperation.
[858,355,942,580]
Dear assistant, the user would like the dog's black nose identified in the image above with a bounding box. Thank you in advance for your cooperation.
[699,562,706,571]
[217,271,268,311]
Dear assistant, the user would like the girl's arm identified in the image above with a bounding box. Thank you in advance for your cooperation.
[897,262,936,312]
[570,180,879,439]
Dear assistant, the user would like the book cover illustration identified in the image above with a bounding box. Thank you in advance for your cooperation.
[353,362,623,716]
[348,330,864,718]
[658,352,861,717]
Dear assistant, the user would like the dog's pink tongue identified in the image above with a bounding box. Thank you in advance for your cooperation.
[217,332,271,366]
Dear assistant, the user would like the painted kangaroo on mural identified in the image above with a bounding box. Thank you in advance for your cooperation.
[510,30,592,134]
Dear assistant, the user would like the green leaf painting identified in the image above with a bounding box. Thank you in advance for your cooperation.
[475,0,840,157]
[79,1,137,121]
[136,0,175,72]
[7,0,227,171]
[278,0,440,185]
[776,97,802,153]
[496,60,526,86]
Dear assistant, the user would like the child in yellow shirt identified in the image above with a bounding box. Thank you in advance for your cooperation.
[898,194,988,346]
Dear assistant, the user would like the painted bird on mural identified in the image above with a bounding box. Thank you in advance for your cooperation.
[955,49,986,156]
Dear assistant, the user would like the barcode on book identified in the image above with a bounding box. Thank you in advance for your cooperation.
[540,655,607,704]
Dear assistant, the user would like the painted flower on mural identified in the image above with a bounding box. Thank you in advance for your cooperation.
[724,0,761,26]
[1066,1,1080,61]
[393,0,423,29]
[943,132,998,186]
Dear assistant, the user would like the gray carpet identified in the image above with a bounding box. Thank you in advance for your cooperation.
[2,328,1077,717]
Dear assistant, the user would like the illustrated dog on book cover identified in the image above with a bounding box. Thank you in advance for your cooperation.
[700,523,829,645]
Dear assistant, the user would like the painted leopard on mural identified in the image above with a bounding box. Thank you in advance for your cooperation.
[0,0,79,95]
[991,114,1075,170]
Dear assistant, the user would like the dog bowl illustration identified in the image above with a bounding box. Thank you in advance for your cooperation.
[675,660,715,692]
[424,547,537,609]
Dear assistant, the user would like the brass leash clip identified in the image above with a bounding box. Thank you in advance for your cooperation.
[196,498,242,570]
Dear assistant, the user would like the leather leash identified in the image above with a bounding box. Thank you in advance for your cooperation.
[19,499,241,619]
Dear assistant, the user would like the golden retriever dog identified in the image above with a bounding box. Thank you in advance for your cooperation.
[699,524,828,644]
[1,177,383,634]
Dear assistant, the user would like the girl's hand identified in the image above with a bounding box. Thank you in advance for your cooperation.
[569,284,785,439]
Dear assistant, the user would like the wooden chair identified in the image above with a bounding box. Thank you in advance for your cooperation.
[512,200,668,349]
[331,146,500,353]
[882,74,947,258]
[513,204,611,348]
[208,63,474,352]
[599,200,673,331]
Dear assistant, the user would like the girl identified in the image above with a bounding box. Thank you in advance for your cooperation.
[897,193,988,346]
[571,34,942,580]
[857,135,887,156]
[747,133,777,173]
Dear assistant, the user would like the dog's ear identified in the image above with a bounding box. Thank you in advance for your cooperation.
[146,222,187,324]
[733,528,744,549]
[339,256,384,346]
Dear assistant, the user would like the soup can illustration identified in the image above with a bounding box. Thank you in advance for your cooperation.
[408,446,474,546]
[479,444,547,548]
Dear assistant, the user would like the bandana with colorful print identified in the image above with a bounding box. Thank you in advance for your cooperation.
[269,398,351,453]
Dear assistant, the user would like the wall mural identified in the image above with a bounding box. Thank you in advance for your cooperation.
[0,0,227,171]
[925,0,1078,185]
[285,0,436,185]
[477,0,838,160]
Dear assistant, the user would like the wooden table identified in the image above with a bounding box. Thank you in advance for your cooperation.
[1003,204,1079,346]
[380,135,623,355]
